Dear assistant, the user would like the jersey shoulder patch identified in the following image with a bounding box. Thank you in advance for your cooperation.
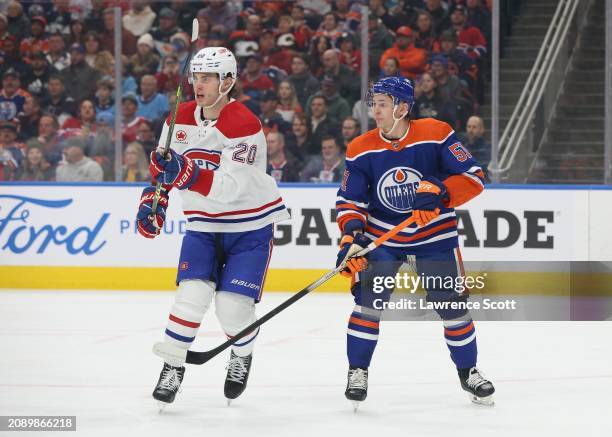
[406,118,454,145]
[166,100,197,126]
[216,100,262,139]
[346,129,386,160]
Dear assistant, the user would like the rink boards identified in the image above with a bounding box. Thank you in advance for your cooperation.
[1,183,612,292]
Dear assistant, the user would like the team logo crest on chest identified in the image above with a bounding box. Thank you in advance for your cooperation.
[376,167,422,213]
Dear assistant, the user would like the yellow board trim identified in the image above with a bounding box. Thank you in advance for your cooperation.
[0,267,611,296]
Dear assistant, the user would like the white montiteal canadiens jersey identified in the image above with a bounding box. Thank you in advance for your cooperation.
[158,98,290,232]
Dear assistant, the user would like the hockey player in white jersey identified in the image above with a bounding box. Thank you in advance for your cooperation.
[135,47,290,409]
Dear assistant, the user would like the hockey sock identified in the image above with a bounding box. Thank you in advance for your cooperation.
[164,280,214,365]
[443,319,478,369]
[215,291,259,357]
[347,305,381,368]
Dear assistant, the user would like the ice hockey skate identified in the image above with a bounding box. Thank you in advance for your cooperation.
[152,362,185,412]
[345,367,368,412]
[458,367,495,406]
[224,351,253,405]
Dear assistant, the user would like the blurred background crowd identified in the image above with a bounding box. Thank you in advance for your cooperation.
[0,0,493,183]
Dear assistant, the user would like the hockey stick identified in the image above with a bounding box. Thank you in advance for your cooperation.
[153,215,416,365]
[150,18,199,214]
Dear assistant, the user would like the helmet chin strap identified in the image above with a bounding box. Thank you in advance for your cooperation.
[381,103,408,138]
[201,78,235,110]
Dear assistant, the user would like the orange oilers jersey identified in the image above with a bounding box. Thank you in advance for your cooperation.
[336,118,485,253]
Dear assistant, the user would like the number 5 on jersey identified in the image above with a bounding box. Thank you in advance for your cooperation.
[449,142,472,162]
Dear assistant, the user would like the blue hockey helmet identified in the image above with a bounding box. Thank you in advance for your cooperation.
[367,76,415,110]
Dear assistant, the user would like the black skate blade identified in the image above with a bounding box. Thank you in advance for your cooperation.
[468,393,495,406]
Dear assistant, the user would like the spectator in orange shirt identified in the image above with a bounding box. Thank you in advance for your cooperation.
[379,26,427,80]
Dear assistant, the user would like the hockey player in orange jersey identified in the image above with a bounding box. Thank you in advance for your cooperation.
[335,76,494,409]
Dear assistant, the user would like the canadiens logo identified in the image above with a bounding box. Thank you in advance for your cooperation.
[376,167,422,213]
[176,130,187,142]
[184,148,221,170]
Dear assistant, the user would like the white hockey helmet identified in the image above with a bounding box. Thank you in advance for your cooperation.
[190,47,237,83]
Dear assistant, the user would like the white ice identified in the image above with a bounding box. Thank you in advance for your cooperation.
[0,290,611,437]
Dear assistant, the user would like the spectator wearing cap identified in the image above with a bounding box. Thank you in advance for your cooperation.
[18,95,43,141]
[288,54,320,110]
[241,55,275,100]
[136,75,170,125]
[122,93,147,144]
[338,32,361,71]
[20,139,55,181]
[424,0,452,35]
[0,121,24,181]
[276,80,303,124]
[130,33,160,82]
[306,76,351,124]
[414,10,441,53]
[151,8,183,44]
[367,14,394,77]
[429,54,463,102]
[56,136,103,182]
[170,32,192,72]
[414,71,458,129]
[101,8,138,56]
[42,75,77,126]
[19,16,49,62]
[0,119,25,157]
[199,1,238,35]
[307,95,340,156]
[123,0,157,37]
[316,12,343,46]
[379,26,427,80]
[94,77,115,126]
[321,49,360,106]
[259,90,291,136]
[37,114,62,166]
[63,43,100,103]
[450,5,487,60]
[23,52,57,99]
[6,1,30,42]
[300,135,346,183]
[266,131,301,183]
[439,29,477,92]
[0,69,30,121]
[122,141,149,182]
[460,115,490,168]
[46,32,71,72]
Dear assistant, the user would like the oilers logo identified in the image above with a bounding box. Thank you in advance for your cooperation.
[184,148,221,170]
[376,167,422,213]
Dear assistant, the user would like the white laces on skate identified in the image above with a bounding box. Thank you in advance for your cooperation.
[159,367,182,392]
[348,369,368,390]
[226,355,249,384]
[466,367,490,389]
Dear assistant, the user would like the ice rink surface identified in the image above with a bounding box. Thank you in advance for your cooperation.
[1,290,611,437]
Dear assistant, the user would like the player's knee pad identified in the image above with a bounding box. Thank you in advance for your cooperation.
[214,291,256,333]
[172,279,215,322]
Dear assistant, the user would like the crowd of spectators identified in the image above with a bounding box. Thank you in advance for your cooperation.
[0,0,492,183]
